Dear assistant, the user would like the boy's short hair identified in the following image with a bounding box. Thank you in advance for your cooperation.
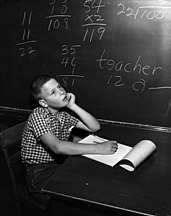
[30,74,54,100]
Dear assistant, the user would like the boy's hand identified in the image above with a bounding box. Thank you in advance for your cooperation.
[96,140,118,155]
[67,93,76,109]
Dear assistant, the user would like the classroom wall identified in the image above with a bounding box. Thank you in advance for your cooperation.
[1,0,171,127]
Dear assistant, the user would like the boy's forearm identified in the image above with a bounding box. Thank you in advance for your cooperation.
[69,103,100,132]
[54,139,117,155]
[40,133,117,155]
[55,140,98,155]
[41,133,98,155]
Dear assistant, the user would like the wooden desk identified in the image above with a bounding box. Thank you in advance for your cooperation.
[43,124,171,216]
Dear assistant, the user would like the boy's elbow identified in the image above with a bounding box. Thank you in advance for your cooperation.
[51,142,66,154]
[51,145,61,154]
[91,123,101,132]
[53,145,66,154]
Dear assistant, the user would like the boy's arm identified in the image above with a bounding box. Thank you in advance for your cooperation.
[67,93,100,132]
[40,132,117,155]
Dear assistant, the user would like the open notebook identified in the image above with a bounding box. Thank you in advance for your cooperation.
[79,134,156,172]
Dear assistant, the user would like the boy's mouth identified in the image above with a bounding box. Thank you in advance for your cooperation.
[63,95,68,101]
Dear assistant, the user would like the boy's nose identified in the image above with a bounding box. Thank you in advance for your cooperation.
[58,89,64,95]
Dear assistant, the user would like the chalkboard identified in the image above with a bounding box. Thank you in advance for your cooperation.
[1,0,171,127]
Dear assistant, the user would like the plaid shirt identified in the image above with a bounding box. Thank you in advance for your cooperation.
[21,107,79,164]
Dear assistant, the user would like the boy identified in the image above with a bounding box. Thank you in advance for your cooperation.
[21,74,118,205]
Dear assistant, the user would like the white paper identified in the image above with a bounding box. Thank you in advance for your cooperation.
[120,140,156,171]
[80,135,156,171]
[80,135,131,166]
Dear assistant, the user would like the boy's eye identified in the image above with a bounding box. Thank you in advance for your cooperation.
[58,84,62,89]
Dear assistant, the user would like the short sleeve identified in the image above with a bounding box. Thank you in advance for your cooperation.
[29,112,53,139]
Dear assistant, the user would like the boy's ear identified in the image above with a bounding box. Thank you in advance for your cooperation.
[38,99,48,108]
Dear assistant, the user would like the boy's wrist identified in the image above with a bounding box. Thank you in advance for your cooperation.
[67,103,77,110]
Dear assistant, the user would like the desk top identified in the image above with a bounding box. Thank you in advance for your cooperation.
[43,124,171,216]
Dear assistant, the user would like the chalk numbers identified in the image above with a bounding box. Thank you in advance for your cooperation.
[19,47,35,57]
[107,74,146,92]
[108,75,146,92]
[61,44,79,74]
[82,0,106,42]
[84,0,105,13]
[57,44,84,86]
[117,3,165,20]
[16,11,37,57]
[47,0,70,31]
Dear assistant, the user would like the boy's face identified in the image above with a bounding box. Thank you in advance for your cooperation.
[39,78,69,109]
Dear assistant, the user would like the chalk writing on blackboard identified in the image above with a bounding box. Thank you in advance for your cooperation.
[82,0,106,42]
[56,44,84,87]
[164,100,171,116]
[46,0,70,31]
[149,86,171,90]
[97,49,166,92]
[116,3,171,20]
[97,50,163,75]
[16,11,37,56]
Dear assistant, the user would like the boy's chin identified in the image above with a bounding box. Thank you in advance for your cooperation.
[61,100,69,107]
[65,101,70,107]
